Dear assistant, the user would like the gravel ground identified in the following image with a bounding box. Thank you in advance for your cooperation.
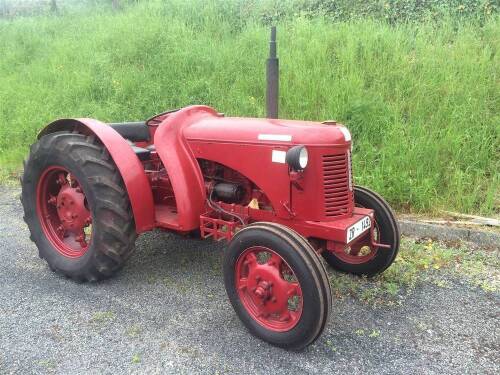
[0,186,499,374]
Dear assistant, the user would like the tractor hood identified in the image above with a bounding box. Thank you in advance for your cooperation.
[183,116,351,146]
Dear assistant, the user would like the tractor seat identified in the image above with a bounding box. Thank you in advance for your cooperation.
[109,122,150,142]
[108,122,152,161]
[131,146,151,161]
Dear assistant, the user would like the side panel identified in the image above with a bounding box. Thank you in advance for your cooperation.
[38,118,155,233]
[154,106,220,231]
[188,141,292,219]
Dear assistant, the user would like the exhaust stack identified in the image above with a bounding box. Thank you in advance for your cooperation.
[266,26,279,119]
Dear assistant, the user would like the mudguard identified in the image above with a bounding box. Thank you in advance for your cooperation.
[154,105,220,231]
[38,118,155,233]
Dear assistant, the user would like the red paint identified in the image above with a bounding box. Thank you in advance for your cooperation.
[153,106,219,231]
[235,246,303,332]
[37,105,384,252]
[199,213,241,241]
[36,166,92,258]
[184,115,352,221]
[183,116,348,145]
[38,118,155,233]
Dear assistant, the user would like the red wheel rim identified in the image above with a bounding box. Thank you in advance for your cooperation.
[235,246,303,332]
[36,166,93,258]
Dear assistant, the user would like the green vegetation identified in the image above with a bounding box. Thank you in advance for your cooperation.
[0,0,498,214]
[126,324,142,338]
[37,359,56,370]
[89,310,116,324]
[131,353,141,364]
[328,237,500,305]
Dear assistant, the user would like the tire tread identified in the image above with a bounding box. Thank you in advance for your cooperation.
[21,131,137,282]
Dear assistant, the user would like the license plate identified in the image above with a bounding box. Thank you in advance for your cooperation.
[346,216,371,243]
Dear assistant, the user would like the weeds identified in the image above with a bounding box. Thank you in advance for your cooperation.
[37,359,56,371]
[126,324,142,338]
[89,311,116,324]
[131,353,141,364]
[0,1,498,214]
[328,237,499,305]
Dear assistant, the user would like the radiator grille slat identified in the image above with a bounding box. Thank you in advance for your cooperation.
[322,152,351,217]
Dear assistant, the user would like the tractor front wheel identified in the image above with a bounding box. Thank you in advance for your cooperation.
[322,185,400,276]
[224,222,331,350]
[21,131,137,282]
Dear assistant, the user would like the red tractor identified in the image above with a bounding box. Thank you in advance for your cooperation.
[21,29,399,350]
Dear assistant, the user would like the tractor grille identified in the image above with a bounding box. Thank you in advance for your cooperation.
[322,152,352,217]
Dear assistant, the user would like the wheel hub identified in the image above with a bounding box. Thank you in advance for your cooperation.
[246,265,291,315]
[56,185,89,234]
[253,280,271,300]
[37,167,93,257]
[235,247,303,331]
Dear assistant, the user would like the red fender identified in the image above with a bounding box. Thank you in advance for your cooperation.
[154,105,220,231]
[38,118,155,233]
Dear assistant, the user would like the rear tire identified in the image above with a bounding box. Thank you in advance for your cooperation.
[322,185,400,276]
[224,222,331,350]
[21,131,137,282]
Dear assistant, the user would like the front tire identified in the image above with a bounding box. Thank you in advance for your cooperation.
[322,185,400,276]
[224,222,331,350]
[21,131,137,282]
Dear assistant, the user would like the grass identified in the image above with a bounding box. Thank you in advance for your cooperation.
[126,324,142,338]
[37,359,56,371]
[131,353,141,364]
[89,310,116,324]
[0,0,498,214]
[329,237,500,306]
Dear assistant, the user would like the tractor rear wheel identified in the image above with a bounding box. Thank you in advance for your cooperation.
[21,131,137,282]
[322,185,400,276]
[224,222,331,350]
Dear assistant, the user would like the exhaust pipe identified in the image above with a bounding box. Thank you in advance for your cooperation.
[266,26,279,119]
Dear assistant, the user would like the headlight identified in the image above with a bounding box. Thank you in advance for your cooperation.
[286,145,308,171]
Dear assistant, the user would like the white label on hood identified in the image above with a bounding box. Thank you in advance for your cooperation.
[258,134,292,142]
[272,150,287,163]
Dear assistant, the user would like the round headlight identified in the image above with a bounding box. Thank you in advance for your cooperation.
[286,145,308,171]
[299,147,308,169]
